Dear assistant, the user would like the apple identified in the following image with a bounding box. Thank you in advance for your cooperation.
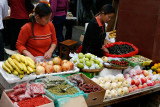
[84,58,89,62]
[74,59,77,63]
[129,69,136,76]
[134,79,140,86]
[147,80,154,86]
[86,61,92,67]
[142,70,149,77]
[131,79,135,85]
[105,90,111,99]
[78,53,84,59]
[52,57,62,65]
[79,59,84,63]
[155,80,160,84]
[123,87,129,95]
[77,63,84,69]
[99,64,103,68]
[53,65,62,73]
[146,76,152,80]
[133,86,138,91]
[117,88,124,96]
[101,56,108,62]
[61,60,68,65]
[136,69,142,75]
[124,74,131,79]
[45,64,53,73]
[138,84,143,89]
[95,59,100,64]
[111,90,118,98]
[85,54,91,59]
[141,77,147,84]
[122,81,130,87]
[111,82,117,90]
[142,83,148,88]
[104,82,111,90]
[128,87,133,92]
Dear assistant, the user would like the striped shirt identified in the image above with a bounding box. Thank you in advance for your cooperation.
[16,21,57,56]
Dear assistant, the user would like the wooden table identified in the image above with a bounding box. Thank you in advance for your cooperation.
[89,84,160,107]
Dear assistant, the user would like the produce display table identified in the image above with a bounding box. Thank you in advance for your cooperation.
[90,83,160,107]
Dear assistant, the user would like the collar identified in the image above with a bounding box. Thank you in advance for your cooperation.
[95,16,104,27]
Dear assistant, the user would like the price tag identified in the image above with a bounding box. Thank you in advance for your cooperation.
[0,83,4,99]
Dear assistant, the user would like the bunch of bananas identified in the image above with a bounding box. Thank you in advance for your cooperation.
[109,30,116,38]
[2,54,36,79]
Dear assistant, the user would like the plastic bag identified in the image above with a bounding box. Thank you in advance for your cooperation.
[14,88,26,96]
[30,83,45,97]
[13,83,28,90]
[8,92,18,102]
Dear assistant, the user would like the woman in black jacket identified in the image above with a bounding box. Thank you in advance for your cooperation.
[81,4,115,57]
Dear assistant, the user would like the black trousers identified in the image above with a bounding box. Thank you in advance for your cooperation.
[9,18,28,50]
[0,30,4,61]
[64,20,73,40]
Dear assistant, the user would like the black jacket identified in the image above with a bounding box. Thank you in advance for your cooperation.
[82,17,106,57]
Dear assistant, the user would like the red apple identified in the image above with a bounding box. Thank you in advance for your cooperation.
[136,69,142,75]
[133,86,138,91]
[146,76,152,80]
[154,80,159,84]
[138,84,143,89]
[45,65,53,73]
[152,81,156,86]
[141,77,147,84]
[131,79,135,85]
[124,74,131,79]
[142,83,148,88]
[142,70,149,77]
[129,87,133,92]
[134,79,140,86]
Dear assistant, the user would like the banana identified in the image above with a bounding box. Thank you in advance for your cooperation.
[26,57,35,64]
[2,63,11,74]
[33,68,36,72]
[27,66,34,73]
[27,60,36,69]
[19,74,24,79]
[21,63,27,73]
[13,59,23,71]
[4,60,14,72]
[13,70,19,76]
[18,55,25,63]
[24,57,28,66]
[26,70,30,75]
[8,58,16,69]
[11,54,21,63]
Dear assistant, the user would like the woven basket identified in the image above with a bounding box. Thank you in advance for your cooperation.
[104,64,128,70]
[81,66,104,73]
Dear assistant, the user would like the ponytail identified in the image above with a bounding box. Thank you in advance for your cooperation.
[28,15,36,37]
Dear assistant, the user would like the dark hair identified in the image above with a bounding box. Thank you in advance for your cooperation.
[96,4,115,16]
[29,3,52,37]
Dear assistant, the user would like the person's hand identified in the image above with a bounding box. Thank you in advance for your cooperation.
[104,48,109,53]
[44,50,52,60]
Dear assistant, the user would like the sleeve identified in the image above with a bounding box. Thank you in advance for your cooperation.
[2,0,8,18]
[85,22,102,49]
[49,0,57,20]
[49,22,57,45]
[16,24,30,54]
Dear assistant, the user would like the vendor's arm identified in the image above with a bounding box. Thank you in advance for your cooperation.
[44,22,57,60]
[101,45,109,53]
[16,24,36,62]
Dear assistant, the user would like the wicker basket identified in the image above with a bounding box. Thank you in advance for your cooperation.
[81,66,104,73]
[104,64,128,70]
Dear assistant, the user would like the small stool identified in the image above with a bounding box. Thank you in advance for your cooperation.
[60,39,78,60]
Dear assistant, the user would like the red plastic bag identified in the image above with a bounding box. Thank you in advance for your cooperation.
[103,42,139,58]
[13,83,28,90]
[14,88,26,96]
[30,83,45,97]
[8,92,18,102]
[17,93,31,101]
[76,45,82,53]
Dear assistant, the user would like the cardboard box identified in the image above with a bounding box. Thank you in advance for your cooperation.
[0,89,55,107]
[67,73,105,106]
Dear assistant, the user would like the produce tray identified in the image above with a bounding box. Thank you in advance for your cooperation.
[123,58,142,67]
[103,63,129,70]
[0,61,79,84]
[81,66,104,73]
[133,55,152,66]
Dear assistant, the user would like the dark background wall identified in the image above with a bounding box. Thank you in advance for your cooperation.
[117,0,160,62]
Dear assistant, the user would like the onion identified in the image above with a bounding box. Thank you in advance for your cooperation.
[67,61,74,70]
[53,65,62,72]
[48,61,53,65]
[45,65,54,73]
[52,57,62,65]
[62,62,70,71]
[36,66,45,75]
[61,60,68,65]
[42,61,47,67]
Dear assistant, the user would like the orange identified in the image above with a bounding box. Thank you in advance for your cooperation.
[151,66,156,71]
[157,68,160,73]
[154,63,159,68]
[153,72,157,75]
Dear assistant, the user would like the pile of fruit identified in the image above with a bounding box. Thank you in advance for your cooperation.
[124,67,160,92]
[107,44,135,55]
[108,30,116,38]
[36,57,74,75]
[70,53,103,69]
[2,54,36,79]
[92,74,130,99]
[110,59,129,67]
[151,63,160,75]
